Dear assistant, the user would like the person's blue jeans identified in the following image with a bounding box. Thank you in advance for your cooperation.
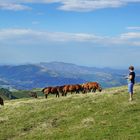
[128,83,134,94]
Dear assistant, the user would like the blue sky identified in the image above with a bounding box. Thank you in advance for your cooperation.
[0,0,140,68]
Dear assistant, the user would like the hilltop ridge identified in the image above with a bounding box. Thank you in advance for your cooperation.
[1,62,138,90]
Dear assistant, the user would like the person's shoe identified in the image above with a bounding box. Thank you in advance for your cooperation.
[129,98,133,101]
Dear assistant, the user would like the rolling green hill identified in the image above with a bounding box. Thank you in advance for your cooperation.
[0,85,140,140]
[0,88,14,100]
[12,88,43,99]
[0,88,43,100]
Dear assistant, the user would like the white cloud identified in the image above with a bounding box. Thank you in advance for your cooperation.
[58,0,125,12]
[126,26,140,30]
[132,41,140,46]
[1,0,140,11]
[0,28,103,43]
[0,28,140,46]
[120,32,140,39]
[0,3,31,11]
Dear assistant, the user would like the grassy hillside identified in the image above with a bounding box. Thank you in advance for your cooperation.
[0,87,43,100]
[12,88,43,99]
[0,85,140,140]
[0,88,13,100]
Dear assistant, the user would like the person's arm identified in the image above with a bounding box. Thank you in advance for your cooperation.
[129,74,133,80]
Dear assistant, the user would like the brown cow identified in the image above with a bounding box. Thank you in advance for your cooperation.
[82,83,90,93]
[75,84,83,94]
[42,86,59,98]
[63,85,70,96]
[0,96,4,106]
[51,87,59,98]
[56,85,65,96]
[63,84,76,95]
[87,82,102,92]
[69,85,77,94]
[63,84,83,95]
[82,82,102,93]
[42,87,52,98]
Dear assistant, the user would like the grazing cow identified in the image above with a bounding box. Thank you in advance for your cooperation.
[51,87,59,98]
[87,82,102,92]
[63,84,83,95]
[0,96,4,106]
[56,85,65,96]
[82,83,90,93]
[75,84,83,94]
[29,92,38,98]
[82,82,102,93]
[63,85,70,96]
[42,87,52,99]
[42,86,59,98]
[69,85,77,94]
[63,84,77,95]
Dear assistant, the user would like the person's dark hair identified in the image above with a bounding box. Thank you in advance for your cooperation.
[129,66,134,71]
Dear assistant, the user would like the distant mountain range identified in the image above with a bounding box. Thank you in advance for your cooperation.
[0,62,139,90]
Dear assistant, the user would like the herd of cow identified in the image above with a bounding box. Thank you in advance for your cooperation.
[0,82,102,106]
[42,82,102,98]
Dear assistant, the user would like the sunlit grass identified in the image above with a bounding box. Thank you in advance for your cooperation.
[0,84,140,140]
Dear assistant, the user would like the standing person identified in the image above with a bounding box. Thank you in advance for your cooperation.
[127,66,135,101]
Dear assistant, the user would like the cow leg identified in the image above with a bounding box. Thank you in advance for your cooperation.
[45,94,48,99]
[65,92,67,96]
[93,88,96,93]
[56,92,59,98]
[76,90,80,94]
[62,92,64,96]
[1,101,4,106]
[84,89,88,93]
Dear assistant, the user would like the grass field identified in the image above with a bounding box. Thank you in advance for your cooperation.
[0,84,140,140]
[12,89,43,99]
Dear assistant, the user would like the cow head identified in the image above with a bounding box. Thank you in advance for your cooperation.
[98,85,102,92]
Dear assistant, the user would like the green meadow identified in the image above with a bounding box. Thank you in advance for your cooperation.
[0,85,140,140]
